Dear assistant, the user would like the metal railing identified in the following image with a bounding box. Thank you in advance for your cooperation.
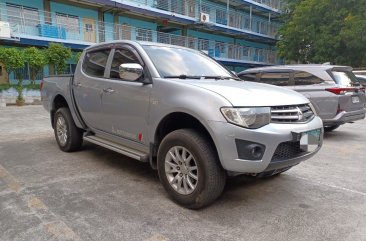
[114,0,280,37]
[1,3,281,65]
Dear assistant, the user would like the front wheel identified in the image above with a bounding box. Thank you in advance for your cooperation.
[54,107,83,152]
[157,129,226,209]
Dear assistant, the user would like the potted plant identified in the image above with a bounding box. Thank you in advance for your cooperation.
[46,43,72,75]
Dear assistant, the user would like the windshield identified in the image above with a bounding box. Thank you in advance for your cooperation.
[143,45,233,78]
[332,71,359,86]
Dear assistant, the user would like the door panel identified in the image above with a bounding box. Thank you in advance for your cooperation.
[100,46,151,147]
[101,79,151,146]
[73,49,111,129]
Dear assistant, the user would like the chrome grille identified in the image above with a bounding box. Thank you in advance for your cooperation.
[271,104,314,123]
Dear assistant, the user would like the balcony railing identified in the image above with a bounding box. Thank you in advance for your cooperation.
[1,3,281,65]
[113,0,280,38]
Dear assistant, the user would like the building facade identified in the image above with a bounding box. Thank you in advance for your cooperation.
[0,0,283,83]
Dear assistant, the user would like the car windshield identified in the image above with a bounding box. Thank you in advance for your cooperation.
[143,45,234,79]
[332,71,359,86]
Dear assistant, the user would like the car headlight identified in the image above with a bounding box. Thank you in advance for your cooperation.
[220,107,271,129]
[308,102,318,116]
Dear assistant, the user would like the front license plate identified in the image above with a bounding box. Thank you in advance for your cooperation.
[300,129,321,152]
[352,96,360,103]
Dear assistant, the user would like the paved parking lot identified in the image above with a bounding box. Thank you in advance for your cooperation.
[0,106,365,241]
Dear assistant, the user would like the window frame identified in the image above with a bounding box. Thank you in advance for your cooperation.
[81,48,112,79]
[105,44,147,82]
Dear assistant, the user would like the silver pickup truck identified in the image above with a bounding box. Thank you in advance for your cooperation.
[41,41,323,209]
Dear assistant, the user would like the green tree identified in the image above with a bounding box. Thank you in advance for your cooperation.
[24,47,47,85]
[0,47,26,103]
[277,0,366,67]
[46,43,72,75]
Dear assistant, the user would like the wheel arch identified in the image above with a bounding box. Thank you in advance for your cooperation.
[51,94,70,128]
[151,112,221,169]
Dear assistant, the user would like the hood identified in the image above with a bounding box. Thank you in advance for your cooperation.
[181,79,309,107]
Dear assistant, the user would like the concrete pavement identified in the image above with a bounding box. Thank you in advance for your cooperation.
[0,106,365,241]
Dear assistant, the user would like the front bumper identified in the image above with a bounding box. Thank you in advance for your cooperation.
[208,116,323,173]
[323,109,365,126]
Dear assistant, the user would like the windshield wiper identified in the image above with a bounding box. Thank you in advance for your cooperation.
[200,75,242,81]
[164,75,201,79]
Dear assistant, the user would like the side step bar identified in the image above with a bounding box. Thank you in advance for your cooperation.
[83,135,148,162]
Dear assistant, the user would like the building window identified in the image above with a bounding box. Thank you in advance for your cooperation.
[198,39,209,51]
[216,9,227,25]
[6,3,39,28]
[56,13,80,33]
[136,28,153,42]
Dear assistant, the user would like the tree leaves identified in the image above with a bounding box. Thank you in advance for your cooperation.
[278,0,366,67]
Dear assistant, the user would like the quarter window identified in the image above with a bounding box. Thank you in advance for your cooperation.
[82,49,110,78]
[294,71,324,85]
[110,48,140,80]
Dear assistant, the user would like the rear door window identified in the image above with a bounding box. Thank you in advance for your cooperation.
[294,71,324,85]
[82,49,111,78]
[258,72,290,86]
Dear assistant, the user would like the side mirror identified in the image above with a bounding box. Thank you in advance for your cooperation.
[119,63,144,82]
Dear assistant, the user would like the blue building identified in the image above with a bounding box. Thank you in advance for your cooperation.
[0,0,283,82]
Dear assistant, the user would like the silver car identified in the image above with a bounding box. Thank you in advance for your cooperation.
[239,65,366,132]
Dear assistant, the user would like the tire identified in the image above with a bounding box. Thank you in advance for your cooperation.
[54,107,83,152]
[324,125,340,132]
[157,129,226,209]
[256,167,292,179]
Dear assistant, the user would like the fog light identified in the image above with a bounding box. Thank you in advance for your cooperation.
[235,139,266,160]
[250,145,264,159]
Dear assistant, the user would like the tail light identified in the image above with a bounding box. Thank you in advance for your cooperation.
[40,79,44,91]
[325,87,356,95]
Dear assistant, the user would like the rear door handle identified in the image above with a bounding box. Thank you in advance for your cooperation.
[74,82,82,87]
[103,88,115,94]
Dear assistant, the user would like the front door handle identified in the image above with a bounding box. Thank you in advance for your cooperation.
[103,88,115,94]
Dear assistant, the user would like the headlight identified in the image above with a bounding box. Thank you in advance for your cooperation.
[308,103,318,116]
[220,107,271,129]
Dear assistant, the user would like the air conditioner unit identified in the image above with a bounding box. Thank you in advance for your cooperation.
[200,13,210,23]
[0,21,11,39]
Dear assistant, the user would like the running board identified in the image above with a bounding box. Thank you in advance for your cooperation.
[83,135,148,162]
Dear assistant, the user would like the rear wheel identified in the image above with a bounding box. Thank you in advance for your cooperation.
[54,107,83,152]
[157,129,226,209]
[324,125,340,132]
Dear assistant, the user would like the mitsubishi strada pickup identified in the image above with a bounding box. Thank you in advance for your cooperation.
[41,41,323,209]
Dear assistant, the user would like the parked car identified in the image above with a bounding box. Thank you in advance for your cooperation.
[41,41,323,209]
[238,65,366,132]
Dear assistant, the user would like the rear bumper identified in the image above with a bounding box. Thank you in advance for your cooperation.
[323,109,365,126]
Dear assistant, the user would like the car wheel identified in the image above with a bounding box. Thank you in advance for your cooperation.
[157,129,226,209]
[54,107,83,152]
[324,125,340,132]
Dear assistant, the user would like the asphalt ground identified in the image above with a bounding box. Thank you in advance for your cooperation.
[0,106,365,241]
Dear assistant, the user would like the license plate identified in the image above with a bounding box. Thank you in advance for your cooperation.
[300,129,321,152]
[352,96,360,103]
